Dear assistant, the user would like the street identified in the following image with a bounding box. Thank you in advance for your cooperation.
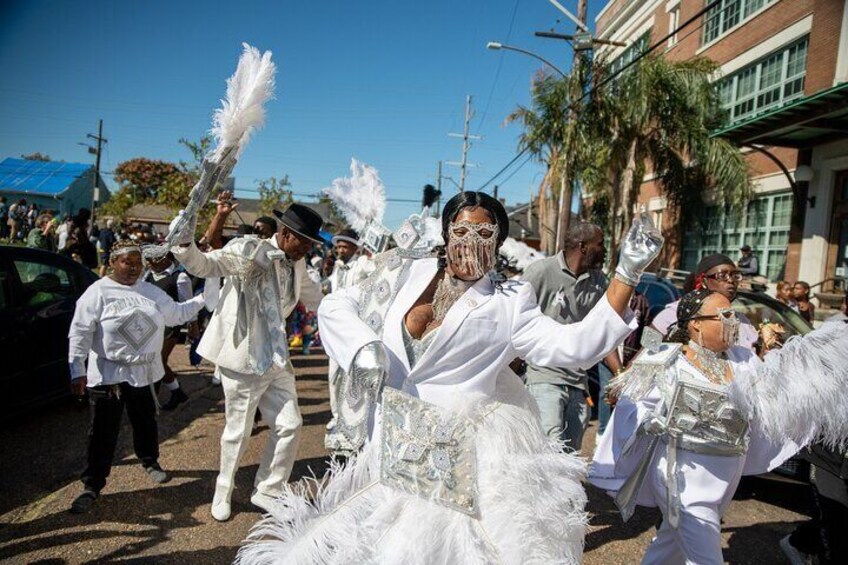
[0,347,810,564]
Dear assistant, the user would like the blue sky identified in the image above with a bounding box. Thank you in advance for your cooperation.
[1,0,604,229]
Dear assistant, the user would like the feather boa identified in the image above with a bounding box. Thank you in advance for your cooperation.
[321,159,387,233]
[236,381,587,564]
[729,321,848,450]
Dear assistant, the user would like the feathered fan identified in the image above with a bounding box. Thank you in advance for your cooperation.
[321,158,387,234]
[147,43,276,259]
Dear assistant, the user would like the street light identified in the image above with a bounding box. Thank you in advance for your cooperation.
[486,42,567,79]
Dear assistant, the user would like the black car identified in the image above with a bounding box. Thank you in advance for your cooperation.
[0,246,98,417]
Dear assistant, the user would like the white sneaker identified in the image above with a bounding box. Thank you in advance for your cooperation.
[779,534,810,565]
[211,375,221,386]
[326,417,337,431]
[250,491,279,514]
[211,489,232,522]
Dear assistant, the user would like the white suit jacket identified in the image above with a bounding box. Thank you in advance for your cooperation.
[173,237,323,375]
[318,257,637,409]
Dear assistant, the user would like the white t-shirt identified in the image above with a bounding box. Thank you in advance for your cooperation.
[68,277,204,387]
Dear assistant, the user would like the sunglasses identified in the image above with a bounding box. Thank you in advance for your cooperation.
[689,307,737,322]
[704,270,743,282]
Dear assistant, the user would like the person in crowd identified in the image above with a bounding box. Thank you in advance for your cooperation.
[172,202,324,522]
[0,196,8,240]
[775,280,799,311]
[26,213,55,251]
[591,288,848,565]
[236,193,662,564]
[144,252,196,410]
[56,216,72,250]
[98,219,117,277]
[65,209,98,269]
[252,216,277,240]
[652,254,759,349]
[25,203,39,231]
[521,222,624,452]
[738,244,759,276]
[794,281,815,324]
[67,239,218,514]
[7,198,27,242]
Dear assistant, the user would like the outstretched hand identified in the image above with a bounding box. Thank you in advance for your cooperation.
[616,212,664,286]
[215,191,239,216]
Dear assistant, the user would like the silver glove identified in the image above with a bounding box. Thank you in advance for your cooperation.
[350,341,389,394]
[615,211,664,286]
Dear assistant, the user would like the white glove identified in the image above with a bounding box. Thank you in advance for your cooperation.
[615,212,664,286]
[168,209,196,246]
[202,277,221,312]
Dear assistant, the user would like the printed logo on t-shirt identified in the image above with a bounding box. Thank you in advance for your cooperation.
[117,311,158,351]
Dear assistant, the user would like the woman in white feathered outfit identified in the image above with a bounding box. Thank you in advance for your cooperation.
[235,192,663,564]
[590,288,848,565]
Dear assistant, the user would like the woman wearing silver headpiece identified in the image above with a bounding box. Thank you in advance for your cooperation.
[590,288,848,565]
[237,191,663,564]
[67,239,219,514]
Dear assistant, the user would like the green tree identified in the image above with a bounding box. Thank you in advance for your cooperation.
[584,53,751,266]
[256,175,293,216]
[21,152,51,161]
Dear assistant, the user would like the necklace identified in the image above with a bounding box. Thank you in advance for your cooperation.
[687,340,730,385]
[431,272,474,323]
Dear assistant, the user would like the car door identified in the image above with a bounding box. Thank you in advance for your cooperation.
[7,251,80,412]
[0,253,30,412]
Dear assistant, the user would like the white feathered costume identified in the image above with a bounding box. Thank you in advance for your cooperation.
[236,254,638,564]
[590,322,848,565]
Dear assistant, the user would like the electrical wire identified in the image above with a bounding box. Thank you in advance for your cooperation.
[473,0,724,192]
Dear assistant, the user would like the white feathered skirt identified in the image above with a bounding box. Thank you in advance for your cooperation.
[235,378,588,564]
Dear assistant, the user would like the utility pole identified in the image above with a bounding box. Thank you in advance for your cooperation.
[446,95,480,192]
[436,160,443,217]
[82,119,107,224]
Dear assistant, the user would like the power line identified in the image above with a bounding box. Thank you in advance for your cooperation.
[477,0,522,133]
[472,0,723,192]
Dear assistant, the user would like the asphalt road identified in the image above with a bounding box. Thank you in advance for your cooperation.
[0,347,810,564]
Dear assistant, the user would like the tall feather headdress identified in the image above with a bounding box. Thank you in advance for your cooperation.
[147,43,276,259]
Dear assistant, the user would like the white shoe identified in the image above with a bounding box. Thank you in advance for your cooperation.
[211,375,221,386]
[779,534,810,565]
[211,489,232,522]
[326,417,337,431]
[250,491,279,514]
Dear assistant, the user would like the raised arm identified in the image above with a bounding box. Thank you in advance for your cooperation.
[511,283,637,370]
[172,239,254,279]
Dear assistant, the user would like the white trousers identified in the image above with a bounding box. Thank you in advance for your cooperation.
[327,358,339,422]
[215,363,302,503]
[642,507,723,565]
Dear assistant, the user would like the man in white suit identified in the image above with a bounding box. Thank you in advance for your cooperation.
[173,203,324,522]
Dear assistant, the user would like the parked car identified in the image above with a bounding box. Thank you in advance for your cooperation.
[0,245,98,418]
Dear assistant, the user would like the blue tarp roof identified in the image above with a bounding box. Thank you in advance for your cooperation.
[0,157,92,196]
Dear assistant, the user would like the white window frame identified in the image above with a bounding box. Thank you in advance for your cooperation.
[702,0,778,47]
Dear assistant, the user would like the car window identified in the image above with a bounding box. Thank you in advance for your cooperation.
[732,294,811,339]
[13,259,74,306]
[0,264,10,310]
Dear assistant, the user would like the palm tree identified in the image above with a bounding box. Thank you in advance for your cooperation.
[584,53,751,266]
[506,69,590,255]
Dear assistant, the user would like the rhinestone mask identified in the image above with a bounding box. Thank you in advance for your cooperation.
[446,220,499,280]
[717,307,740,347]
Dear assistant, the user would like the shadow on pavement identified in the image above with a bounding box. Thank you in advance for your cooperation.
[723,519,806,564]
[585,483,660,552]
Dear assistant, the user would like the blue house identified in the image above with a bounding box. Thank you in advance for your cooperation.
[0,157,110,218]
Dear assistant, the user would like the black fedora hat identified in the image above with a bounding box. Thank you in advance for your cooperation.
[273,203,324,243]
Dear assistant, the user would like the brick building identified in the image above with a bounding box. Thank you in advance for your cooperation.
[594,0,848,296]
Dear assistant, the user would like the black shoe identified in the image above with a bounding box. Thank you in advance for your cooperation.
[144,463,170,484]
[162,388,188,411]
[70,490,98,514]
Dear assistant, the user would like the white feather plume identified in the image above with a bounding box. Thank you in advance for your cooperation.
[321,159,387,233]
[499,237,544,272]
[730,321,848,450]
[210,42,276,162]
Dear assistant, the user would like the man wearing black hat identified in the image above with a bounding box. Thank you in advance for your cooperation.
[651,253,759,349]
[172,203,324,522]
[738,244,759,276]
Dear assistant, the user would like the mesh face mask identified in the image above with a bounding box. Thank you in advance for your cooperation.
[446,220,499,280]
[717,307,740,347]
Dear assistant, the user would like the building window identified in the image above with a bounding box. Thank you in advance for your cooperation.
[717,37,808,123]
[609,33,650,75]
[668,7,680,47]
[703,0,777,45]
[683,192,792,281]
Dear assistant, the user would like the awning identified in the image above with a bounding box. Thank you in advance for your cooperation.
[711,82,848,148]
